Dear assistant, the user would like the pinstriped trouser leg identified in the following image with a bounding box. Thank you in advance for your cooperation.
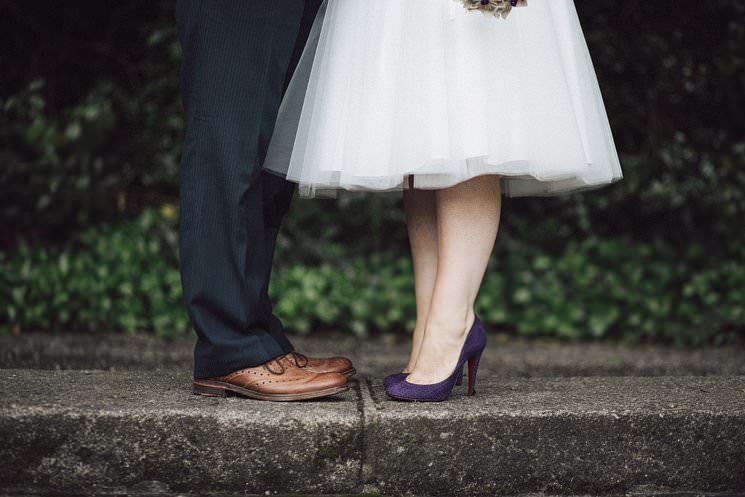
[175,0,310,379]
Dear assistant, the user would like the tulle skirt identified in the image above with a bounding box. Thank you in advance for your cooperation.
[263,0,623,198]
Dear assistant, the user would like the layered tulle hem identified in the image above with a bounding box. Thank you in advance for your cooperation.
[267,154,623,198]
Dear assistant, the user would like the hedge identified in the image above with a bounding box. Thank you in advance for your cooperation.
[2,208,742,345]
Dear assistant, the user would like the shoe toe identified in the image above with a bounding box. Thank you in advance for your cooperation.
[298,353,355,375]
[315,372,348,390]
[383,372,408,389]
[385,379,409,399]
[333,356,355,373]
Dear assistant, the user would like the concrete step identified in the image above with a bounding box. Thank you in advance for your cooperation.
[1,370,744,496]
[3,332,745,378]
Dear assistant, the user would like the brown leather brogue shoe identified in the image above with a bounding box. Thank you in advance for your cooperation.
[288,351,356,377]
[192,353,348,401]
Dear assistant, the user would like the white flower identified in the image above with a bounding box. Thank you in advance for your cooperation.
[457,0,527,19]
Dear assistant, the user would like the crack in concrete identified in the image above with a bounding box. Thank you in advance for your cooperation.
[350,378,366,491]
[359,376,374,486]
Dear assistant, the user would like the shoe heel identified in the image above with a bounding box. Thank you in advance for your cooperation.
[455,364,464,386]
[193,381,227,397]
[466,351,483,397]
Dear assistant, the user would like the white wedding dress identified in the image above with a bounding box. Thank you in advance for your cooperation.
[263,0,623,198]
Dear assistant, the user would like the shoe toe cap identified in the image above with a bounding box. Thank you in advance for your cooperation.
[315,372,348,390]
[330,356,354,372]
[385,380,408,398]
[383,372,408,389]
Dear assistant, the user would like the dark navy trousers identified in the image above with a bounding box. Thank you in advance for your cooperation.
[175,0,322,378]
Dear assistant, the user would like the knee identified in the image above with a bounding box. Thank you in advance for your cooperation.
[182,116,264,183]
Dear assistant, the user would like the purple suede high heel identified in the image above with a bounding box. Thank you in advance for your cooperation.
[383,366,464,389]
[385,317,486,402]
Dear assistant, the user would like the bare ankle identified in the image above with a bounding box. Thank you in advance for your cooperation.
[426,310,475,337]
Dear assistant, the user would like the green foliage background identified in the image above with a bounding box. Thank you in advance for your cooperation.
[1,0,744,344]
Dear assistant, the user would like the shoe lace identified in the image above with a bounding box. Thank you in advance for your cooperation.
[263,352,308,375]
[263,357,285,375]
[289,351,309,367]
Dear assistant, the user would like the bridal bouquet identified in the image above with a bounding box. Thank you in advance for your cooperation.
[456,0,528,19]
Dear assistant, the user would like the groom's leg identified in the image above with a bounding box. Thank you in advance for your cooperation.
[258,172,295,338]
[176,0,305,379]
[257,0,324,338]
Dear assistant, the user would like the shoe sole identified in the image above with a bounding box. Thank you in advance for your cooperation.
[385,395,448,402]
[192,380,349,402]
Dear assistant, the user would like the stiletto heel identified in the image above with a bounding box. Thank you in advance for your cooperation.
[385,317,487,402]
[466,351,483,396]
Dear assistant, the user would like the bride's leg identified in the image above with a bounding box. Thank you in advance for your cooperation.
[402,186,438,373]
[405,175,502,385]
